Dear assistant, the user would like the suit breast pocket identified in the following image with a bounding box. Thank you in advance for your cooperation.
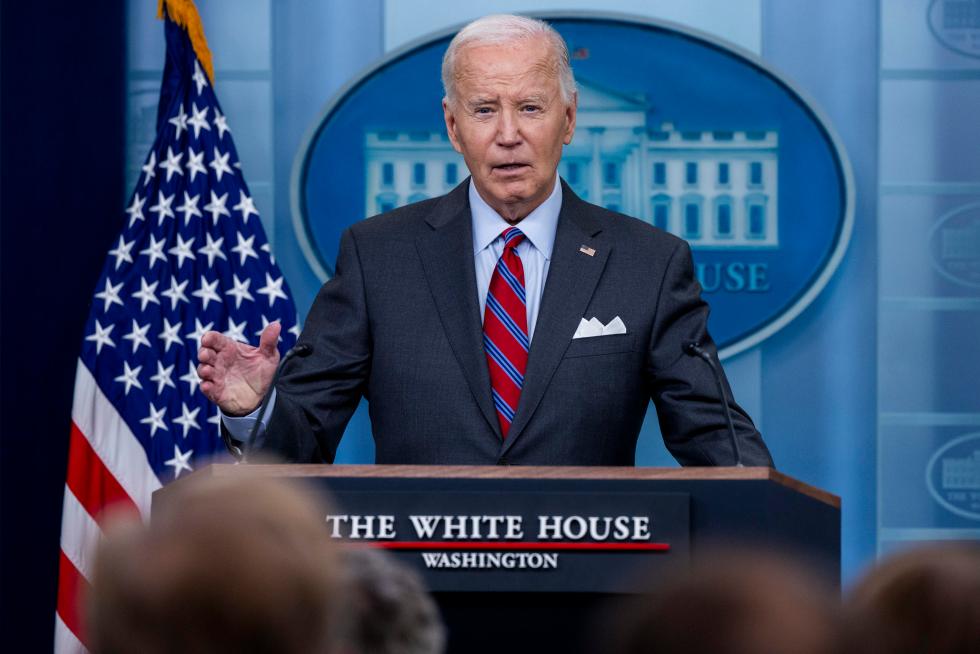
[563,333,636,358]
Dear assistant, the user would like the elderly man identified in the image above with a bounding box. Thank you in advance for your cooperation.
[198,14,773,467]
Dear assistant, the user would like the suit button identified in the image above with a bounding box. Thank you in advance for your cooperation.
[497,457,509,466]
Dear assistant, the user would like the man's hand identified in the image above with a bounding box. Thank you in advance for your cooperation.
[198,322,281,416]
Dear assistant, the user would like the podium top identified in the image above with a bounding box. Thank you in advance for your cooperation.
[193,464,840,509]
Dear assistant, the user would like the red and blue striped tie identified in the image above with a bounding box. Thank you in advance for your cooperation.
[484,227,530,438]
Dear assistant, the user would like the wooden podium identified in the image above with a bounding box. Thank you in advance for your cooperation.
[155,465,839,653]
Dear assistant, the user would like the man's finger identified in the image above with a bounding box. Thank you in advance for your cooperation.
[200,330,227,351]
[257,321,282,358]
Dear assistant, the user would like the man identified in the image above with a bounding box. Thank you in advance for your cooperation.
[198,14,773,467]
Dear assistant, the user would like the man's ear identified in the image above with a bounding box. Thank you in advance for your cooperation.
[563,92,578,146]
[443,98,463,154]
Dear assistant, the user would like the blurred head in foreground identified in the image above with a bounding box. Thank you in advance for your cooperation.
[845,542,980,654]
[87,474,340,654]
[336,548,446,654]
[608,549,843,654]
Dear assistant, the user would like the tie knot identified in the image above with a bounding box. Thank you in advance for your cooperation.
[500,227,526,250]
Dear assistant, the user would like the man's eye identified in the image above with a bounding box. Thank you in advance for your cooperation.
[475,107,493,115]
[522,105,541,113]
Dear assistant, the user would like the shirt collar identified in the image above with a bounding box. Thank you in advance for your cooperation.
[470,176,562,259]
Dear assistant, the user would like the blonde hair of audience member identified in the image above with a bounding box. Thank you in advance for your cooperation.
[335,548,446,654]
[87,474,341,654]
[607,550,843,654]
[845,543,980,654]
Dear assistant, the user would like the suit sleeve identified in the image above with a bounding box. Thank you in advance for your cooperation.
[644,239,774,467]
[253,228,372,463]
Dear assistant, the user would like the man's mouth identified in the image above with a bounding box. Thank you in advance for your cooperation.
[493,163,529,173]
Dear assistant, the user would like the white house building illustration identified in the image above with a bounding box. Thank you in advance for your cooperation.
[943,449,980,489]
[364,79,779,249]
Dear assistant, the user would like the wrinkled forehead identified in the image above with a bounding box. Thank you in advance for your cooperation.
[453,38,561,97]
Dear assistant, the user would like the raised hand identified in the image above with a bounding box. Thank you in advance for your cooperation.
[198,322,281,416]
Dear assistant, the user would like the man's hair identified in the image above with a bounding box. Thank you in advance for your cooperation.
[845,543,980,654]
[441,14,577,106]
[87,475,341,654]
[337,548,446,654]
[605,549,844,654]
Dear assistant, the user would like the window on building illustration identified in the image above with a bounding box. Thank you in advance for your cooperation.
[749,162,763,186]
[445,163,458,186]
[717,162,730,186]
[376,192,398,214]
[604,162,620,187]
[745,195,767,239]
[413,163,426,186]
[682,198,702,238]
[652,194,670,231]
[685,162,698,186]
[715,197,733,237]
[381,163,394,187]
[566,161,580,185]
[652,162,666,186]
[408,192,429,204]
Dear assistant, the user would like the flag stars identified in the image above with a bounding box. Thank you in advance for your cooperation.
[168,104,188,139]
[233,190,259,224]
[288,323,302,339]
[180,360,203,394]
[140,234,168,268]
[173,402,201,437]
[224,317,249,343]
[132,277,160,311]
[232,232,258,266]
[140,403,168,437]
[188,102,210,139]
[203,190,230,224]
[140,152,157,187]
[197,233,228,267]
[149,191,175,225]
[185,147,207,182]
[159,317,183,352]
[108,236,135,270]
[176,192,202,225]
[257,273,288,306]
[192,276,222,310]
[213,109,230,139]
[186,318,214,351]
[168,233,196,268]
[114,361,143,396]
[226,274,254,309]
[209,147,232,182]
[149,360,176,395]
[85,320,116,354]
[192,60,208,95]
[122,319,152,353]
[161,276,190,310]
[94,278,124,313]
[158,146,184,183]
[126,193,146,227]
[165,444,194,478]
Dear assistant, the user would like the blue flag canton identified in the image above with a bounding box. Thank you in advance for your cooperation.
[81,41,299,482]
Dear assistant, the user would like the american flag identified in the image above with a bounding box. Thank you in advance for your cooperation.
[54,7,299,651]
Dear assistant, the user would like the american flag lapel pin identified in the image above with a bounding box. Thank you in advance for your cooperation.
[579,245,596,257]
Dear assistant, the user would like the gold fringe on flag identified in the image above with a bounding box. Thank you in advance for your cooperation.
[157,0,215,85]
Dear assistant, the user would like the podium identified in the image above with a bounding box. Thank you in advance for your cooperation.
[155,466,839,653]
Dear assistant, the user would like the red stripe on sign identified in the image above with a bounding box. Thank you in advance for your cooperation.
[57,550,91,648]
[66,421,139,525]
[362,541,671,552]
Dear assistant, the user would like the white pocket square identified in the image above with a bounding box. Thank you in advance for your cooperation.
[573,316,627,339]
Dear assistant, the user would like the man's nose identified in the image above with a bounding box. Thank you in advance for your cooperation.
[495,110,522,147]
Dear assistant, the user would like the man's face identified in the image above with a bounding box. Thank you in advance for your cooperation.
[443,37,577,222]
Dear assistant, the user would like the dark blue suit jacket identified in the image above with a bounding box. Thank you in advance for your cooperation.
[257,179,773,467]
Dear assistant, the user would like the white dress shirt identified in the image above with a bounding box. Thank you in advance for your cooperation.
[223,176,563,442]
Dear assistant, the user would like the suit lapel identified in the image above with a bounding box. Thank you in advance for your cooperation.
[416,181,502,439]
[501,184,610,455]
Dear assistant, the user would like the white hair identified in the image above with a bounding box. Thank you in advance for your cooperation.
[441,14,577,106]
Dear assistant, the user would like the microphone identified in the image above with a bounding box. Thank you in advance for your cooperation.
[221,342,314,463]
[682,341,743,467]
